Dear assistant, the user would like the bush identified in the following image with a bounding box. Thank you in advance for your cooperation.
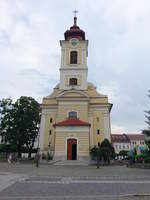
[136,154,144,163]
[90,146,98,160]
[144,157,150,163]
[0,144,17,153]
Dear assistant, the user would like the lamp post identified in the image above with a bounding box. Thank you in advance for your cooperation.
[97,142,101,168]
[35,123,40,168]
[47,142,51,162]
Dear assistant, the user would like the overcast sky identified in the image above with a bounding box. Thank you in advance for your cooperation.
[0,0,150,134]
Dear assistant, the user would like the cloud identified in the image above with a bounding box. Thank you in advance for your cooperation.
[0,0,150,133]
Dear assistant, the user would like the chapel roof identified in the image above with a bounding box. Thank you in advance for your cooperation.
[54,118,90,127]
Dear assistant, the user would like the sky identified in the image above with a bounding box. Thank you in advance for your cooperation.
[0,0,150,134]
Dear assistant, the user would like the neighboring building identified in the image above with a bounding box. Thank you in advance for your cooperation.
[39,16,112,161]
[111,133,146,154]
[111,134,130,154]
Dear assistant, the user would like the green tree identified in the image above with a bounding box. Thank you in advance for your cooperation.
[0,96,40,158]
[100,139,115,164]
[0,98,13,144]
[142,90,150,150]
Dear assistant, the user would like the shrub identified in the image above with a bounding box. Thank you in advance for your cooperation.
[144,157,150,163]
[136,154,144,163]
[90,146,98,160]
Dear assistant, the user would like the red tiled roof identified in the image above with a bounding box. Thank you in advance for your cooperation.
[54,118,90,127]
[111,134,130,143]
[111,133,145,143]
[127,134,144,140]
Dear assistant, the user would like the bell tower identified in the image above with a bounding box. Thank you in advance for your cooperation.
[59,14,88,90]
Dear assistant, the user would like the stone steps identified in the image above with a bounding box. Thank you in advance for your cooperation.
[54,160,88,166]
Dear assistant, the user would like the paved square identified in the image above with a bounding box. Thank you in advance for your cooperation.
[0,163,150,200]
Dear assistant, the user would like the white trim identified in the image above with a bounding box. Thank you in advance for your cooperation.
[104,113,111,141]
[60,67,88,70]
[56,90,89,98]
[39,113,47,150]
[89,107,109,112]
[68,77,79,86]
[56,126,89,132]
[89,116,93,147]
[69,50,78,65]
[65,137,79,160]
[59,102,88,105]
[40,106,57,110]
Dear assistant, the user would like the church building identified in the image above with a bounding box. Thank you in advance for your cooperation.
[39,16,112,161]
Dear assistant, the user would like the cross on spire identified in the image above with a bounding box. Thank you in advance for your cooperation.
[73,9,78,17]
[73,9,78,26]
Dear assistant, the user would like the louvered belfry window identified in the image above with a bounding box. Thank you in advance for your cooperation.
[69,78,77,85]
[70,51,77,64]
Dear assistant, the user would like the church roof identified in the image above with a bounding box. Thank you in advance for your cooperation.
[54,118,90,127]
[64,17,85,41]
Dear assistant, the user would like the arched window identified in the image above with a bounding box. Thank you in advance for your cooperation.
[69,78,77,86]
[68,111,77,119]
[70,51,77,64]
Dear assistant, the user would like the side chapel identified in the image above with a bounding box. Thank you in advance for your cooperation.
[39,15,112,161]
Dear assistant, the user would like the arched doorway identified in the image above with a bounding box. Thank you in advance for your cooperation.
[67,139,77,160]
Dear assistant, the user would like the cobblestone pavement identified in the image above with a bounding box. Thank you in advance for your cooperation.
[0,180,150,200]
[0,163,150,178]
[0,163,150,200]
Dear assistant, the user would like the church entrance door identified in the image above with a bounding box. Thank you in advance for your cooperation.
[67,139,77,160]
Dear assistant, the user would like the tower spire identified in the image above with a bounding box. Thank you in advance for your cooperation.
[73,9,78,26]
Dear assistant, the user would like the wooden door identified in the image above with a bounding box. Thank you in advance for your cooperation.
[67,139,77,160]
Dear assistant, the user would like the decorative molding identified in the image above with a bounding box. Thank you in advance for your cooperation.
[59,101,88,105]
[56,126,89,132]
[56,90,89,99]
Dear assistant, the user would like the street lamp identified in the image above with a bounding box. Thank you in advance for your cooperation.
[35,122,40,167]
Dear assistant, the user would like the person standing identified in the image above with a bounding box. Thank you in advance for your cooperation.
[8,154,12,164]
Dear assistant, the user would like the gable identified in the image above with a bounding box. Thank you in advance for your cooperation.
[56,90,89,99]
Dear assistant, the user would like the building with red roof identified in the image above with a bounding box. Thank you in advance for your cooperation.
[111,133,146,154]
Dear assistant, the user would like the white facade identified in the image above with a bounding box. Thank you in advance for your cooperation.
[59,39,88,90]
[113,142,131,154]
[111,134,146,155]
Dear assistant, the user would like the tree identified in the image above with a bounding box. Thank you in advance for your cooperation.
[100,139,115,164]
[0,96,40,158]
[142,90,150,150]
[0,98,13,144]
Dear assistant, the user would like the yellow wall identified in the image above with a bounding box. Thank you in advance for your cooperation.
[92,112,105,147]
[55,132,89,156]
[43,112,56,151]
[41,82,111,155]
[57,104,88,122]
